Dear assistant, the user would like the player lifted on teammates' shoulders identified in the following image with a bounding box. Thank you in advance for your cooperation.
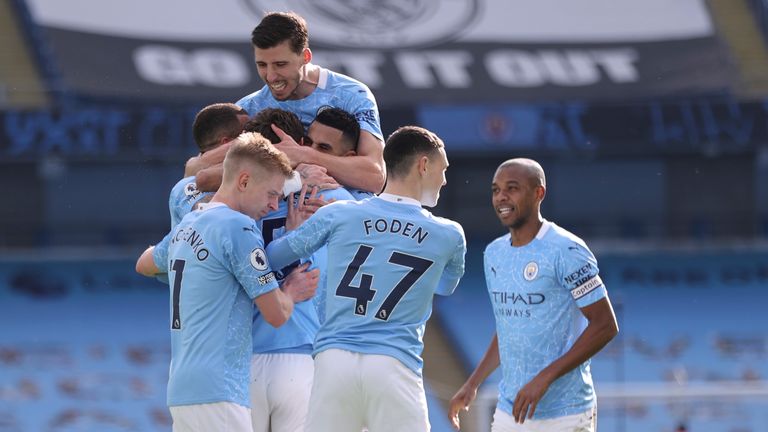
[266,126,467,432]
[237,11,385,193]
[448,159,618,432]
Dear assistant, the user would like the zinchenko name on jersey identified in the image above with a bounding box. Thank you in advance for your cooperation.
[171,226,210,261]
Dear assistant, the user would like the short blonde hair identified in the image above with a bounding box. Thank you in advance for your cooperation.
[222,132,293,183]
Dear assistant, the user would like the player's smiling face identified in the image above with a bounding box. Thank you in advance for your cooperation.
[254,41,309,101]
[491,165,541,230]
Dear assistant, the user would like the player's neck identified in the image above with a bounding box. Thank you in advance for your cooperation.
[382,180,422,206]
[291,63,320,99]
[210,189,238,213]
[509,217,544,247]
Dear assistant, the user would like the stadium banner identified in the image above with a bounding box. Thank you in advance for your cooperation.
[23,0,733,105]
[1,98,766,160]
[418,98,768,155]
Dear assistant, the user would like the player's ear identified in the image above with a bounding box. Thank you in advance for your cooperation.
[343,149,357,157]
[237,171,250,191]
[302,48,312,64]
[536,184,546,201]
[417,155,429,177]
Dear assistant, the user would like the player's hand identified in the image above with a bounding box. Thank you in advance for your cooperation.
[272,124,309,166]
[296,163,340,191]
[512,373,552,424]
[281,262,319,303]
[285,185,333,231]
[448,381,478,430]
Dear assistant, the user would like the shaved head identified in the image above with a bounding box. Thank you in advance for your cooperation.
[495,158,546,188]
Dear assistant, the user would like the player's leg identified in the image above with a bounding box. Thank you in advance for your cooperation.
[171,402,253,432]
[491,406,596,432]
[266,353,314,432]
[249,354,271,432]
[304,349,366,432]
[363,354,430,432]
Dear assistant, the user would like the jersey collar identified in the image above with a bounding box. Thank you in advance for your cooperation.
[317,67,328,89]
[535,219,552,239]
[197,202,226,212]
[378,193,422,207]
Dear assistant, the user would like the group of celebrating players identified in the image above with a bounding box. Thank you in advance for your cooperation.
[135,10,618,432]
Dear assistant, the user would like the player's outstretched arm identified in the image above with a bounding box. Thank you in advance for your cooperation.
[449,334,500,430]
[273,125,385,193]
[253,262,319,327]
[135,246,160,277]
[512,297,618,424]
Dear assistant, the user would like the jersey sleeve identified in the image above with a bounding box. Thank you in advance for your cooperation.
[343,87,383,141]
[224,219,280,300]
[152,231,172,273]
[266,204,335,270]
[169,177,210,228]
[558,241,607,308]
[435,224,467,296]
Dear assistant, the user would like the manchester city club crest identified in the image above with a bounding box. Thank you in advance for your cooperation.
[242,0,480,48]
[524,261,538,281]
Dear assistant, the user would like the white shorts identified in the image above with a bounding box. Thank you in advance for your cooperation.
[170,401,252,432]
[491,406,596,432]
[250,353,314,432]
[305,349,430,432]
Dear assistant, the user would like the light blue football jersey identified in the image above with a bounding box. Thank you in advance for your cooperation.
[266,194,466,376]
[484,220,607,419]
[154,202,280,408]
[252,187,355,354]
[237,67,383,141]
[168,176,212,228]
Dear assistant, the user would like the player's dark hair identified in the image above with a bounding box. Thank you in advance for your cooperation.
[251,12,309,54]
[384,126,444,179]
[313,107,360,152]
[244,108,305,144]
[192,103,247,153]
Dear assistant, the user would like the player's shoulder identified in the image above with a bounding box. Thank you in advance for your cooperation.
[538,220,593,256]
[235,86,270,111]
[198,204,259,234]
[322,68,376,100]
[485,233,511,254]
[317,186,355,202]
[418,210,465,239]
[539,221,585,245]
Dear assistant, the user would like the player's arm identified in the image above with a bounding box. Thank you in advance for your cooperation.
[183,142,232,177]
[135,246,160,276]
[512,297,618,423]
[266,196,334,269]
[436,226,467,296]
[449,333,500,430]
[254,262,319,327]
[195,164,224,192]
[273,126,385,193]
[136,232,172,280]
